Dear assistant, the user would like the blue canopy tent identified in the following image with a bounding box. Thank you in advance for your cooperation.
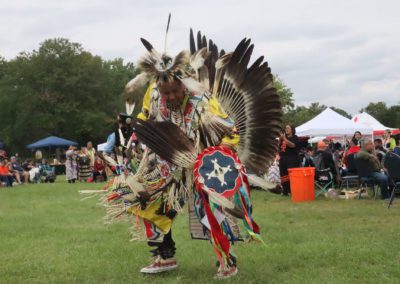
[27,136,78,149]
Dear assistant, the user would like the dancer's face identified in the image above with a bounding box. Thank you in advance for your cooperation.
[159,80,185,109]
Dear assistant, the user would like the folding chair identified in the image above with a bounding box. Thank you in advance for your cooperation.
[354,157,377,199]
[340,153,359,190]
[313,152,335,197]
[315,168,334,197]
[383,152,400,208]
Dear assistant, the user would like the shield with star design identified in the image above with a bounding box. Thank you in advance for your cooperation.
[194,146,244,198]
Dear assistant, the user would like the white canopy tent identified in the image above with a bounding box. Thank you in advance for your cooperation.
[296,108,373,137]
[352,112,398,135]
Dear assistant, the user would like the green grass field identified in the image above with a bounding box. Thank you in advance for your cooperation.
[1,178,400,284]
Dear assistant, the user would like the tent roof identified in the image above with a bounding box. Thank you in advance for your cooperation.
[296,108,373,136]
[27,136,78,149]
[352,112,395,131]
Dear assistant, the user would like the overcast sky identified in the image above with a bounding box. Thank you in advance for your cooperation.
[1,0,399,115]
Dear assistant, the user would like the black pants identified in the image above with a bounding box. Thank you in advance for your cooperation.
[0,175,14,187]
[93,170,107,182]
[279,155,300,195]
[148,229,176,259]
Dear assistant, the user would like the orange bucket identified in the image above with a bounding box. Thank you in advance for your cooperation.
[288,167,315,202]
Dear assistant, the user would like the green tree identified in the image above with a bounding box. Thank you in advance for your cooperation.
[0,38,136,153]
[286,102,327,127]
[359,101,400,128]
[273,75,294,112]
[330,106,351,119]
[273,75,295,125]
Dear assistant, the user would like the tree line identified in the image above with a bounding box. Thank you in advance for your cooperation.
[0,38,137,154]
[274,76,399,128]
[0,38,398,154]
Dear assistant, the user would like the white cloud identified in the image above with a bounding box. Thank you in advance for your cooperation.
[0,0,399,114]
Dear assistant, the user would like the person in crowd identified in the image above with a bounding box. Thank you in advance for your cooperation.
[12,156,30,183]
[77,147,92,182]
[302,146,315,167]
[314,140,341,184]
[0,149,7,160]
[352,131,363,147]
[8,156,25,184]
[15,153,21,164]
[279,124,300,196]
[393,135,400,156]
[374,138,387,163]
[266,153,282,194]
[87,141,96,168]
[35,149,43,163]
[21,159,39,183]
[382,129,396,151]
[39,159,56,183]
[331,142,343,174]
[356,140,390,199]
[0,159,14,187]
[92,155,107,182]
[66,145,78,183]
[343,138,361,168]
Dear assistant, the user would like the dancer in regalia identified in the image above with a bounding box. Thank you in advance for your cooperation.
[85,18,282,278]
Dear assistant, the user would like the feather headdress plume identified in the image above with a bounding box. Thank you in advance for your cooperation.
[137,14,192,85]
[137,38,191,84]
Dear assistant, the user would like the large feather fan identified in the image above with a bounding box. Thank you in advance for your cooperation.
[190,31,282,172]
[134,119,197,168]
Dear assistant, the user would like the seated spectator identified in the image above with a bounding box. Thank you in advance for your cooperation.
[356,140,390,199]
[343,138,361,168]
[0,159,14,187]
[302,146,315,167]
[314,141,340,183]
[374,138,387,163]
[23,159,40,183]
[39,159,56,183]
[93,155,107,182]
[9,156,29,184]
[8,156,23,185]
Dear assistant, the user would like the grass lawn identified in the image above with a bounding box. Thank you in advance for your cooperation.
[1,178,400,283]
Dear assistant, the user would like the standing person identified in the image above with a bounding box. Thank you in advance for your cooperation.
[86,141,96,168]
[382,130,396,151]
[279,124,300,195]
[65,145,78,183]
[77,147,91,182]
[86,30,282,279]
